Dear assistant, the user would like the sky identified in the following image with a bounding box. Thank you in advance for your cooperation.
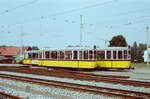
[0,0,150,49]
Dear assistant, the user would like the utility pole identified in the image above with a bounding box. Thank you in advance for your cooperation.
[20,24,23,57]
[80,15,83,47]
[146,26,149,67]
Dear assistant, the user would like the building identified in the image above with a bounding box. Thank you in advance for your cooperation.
[0,46,31,63]
[143,48,150,62]
[0,46,31,57]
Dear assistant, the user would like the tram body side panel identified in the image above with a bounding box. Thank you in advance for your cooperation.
[111,61,130,68]
[23,59,39,65]
[96,60,130,69]
[39,60,96,69]
[78,61,96,69]
[39,60,78,68]
[24,59,96,69]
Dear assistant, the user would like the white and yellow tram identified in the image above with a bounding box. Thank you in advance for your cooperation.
[23,46,131,69]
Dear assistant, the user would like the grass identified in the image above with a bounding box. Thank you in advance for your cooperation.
[131,62,150,68]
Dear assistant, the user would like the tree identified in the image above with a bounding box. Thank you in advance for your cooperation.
[109,35,127,47]
[131,42,147,62]
[131,42,138,62]
[31,46,39,50]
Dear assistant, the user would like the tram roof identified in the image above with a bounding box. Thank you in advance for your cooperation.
[25,46,129,53]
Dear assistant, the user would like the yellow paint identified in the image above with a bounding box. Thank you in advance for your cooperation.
[24,59,130,69]
[23,59,38,65]
[23,60,32,64]
[40,60,78,68]
[24,59,96,69]
[78,61,96,69]
[96,60,130,68]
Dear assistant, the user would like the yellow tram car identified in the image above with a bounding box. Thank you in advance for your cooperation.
[23,46,131,69]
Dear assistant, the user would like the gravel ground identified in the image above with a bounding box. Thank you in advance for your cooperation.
[0,71,150,94]
[0,78,113,99]
[0,64,28,67]
[92,67,150,81]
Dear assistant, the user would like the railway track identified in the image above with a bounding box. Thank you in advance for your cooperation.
[0,73,149,99]
[0,92,22,99]
[0,66,150,88]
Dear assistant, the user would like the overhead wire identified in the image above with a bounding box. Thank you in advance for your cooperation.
[0,0,39,16]
[3,0,117,26]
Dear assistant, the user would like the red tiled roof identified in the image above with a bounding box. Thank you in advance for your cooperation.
[0,46,31,56]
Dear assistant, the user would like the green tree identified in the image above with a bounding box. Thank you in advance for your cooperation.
[131,42,147,62]
[109,35,127,47]
[131,42,138,62]
[31,46,39,50]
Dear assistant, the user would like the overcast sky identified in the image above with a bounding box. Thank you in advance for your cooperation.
[0,0,150,49]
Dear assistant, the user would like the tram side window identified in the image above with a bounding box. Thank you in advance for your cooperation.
[45,51,50,59]
[79,51,82,60]
[28,53,32,59]
[128,50,131,59]
[84,51,88,60]
[65,51,72,60]
[39,52,42,59]
[73,51,78,60]
[107,51,111,59]
[51,51,57,59]
[94,51,96,59]
[32,53,35,59]
[97,51,105,60]
[118,51,122,59]
[60,51,64,59]
[35,53,38,59]
[124,50,127,59]
[113,51,116,60]
[89,50,93,59]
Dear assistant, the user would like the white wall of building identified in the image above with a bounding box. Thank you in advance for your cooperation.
[144,49,150,62]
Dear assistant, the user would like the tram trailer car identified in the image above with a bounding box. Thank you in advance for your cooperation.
[23,46,131,70]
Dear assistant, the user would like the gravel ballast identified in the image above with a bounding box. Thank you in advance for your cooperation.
[0,71,150,93]
[0,78,112,99]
